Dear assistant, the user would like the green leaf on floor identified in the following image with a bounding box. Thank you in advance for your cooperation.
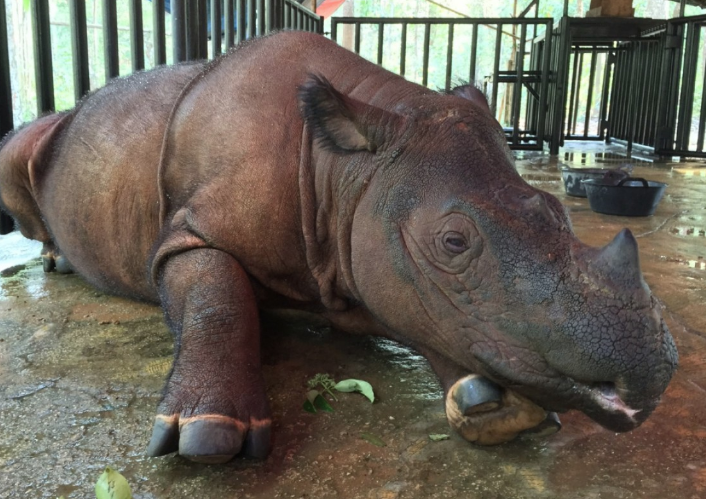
[429,434,450,441]
[95,467,132,499]
[360,432,386,447]
[335,379,375,403]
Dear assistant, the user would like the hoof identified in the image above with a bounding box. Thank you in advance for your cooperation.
[520,412,562,439]
[446,375,547,446]
[146,414,271,463]
[54,255,73,274]
[451,374,503,415]
[42,255,55,273]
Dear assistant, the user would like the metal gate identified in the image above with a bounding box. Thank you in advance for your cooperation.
[330,17,554,151]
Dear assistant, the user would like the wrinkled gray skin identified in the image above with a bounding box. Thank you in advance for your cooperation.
[0,32,677,462]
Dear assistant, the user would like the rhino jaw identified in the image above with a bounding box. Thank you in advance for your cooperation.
[445,374,552,445]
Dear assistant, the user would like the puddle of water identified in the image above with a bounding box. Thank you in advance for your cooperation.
[673,168,706,177]
[670,227,706,237]
[660,255,706,270]
[0,231,42,271]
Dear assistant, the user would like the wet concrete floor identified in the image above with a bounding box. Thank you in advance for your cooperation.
[0,142,705,498]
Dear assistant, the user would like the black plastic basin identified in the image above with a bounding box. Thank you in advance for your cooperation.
[561,167,628,198]
[583,177,667,217]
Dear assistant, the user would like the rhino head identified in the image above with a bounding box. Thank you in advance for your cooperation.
[300,76,677,441]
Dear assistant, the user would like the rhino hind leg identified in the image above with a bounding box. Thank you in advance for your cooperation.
[146,248,271,462]
[41,242,73,274]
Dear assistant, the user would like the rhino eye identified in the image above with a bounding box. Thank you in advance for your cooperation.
[443,231,468,254]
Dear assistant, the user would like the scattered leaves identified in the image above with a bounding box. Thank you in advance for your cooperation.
[303,390,334,413]
[360,432,386,447]
[429,434,450,441]
[335,379,375,403]
[307,373,338,401]
[95,467,132,499]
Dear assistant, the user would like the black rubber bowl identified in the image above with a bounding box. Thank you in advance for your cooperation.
[561,167,627,198]
[583,177,667,217]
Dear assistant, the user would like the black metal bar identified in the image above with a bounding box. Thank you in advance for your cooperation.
[224,0,234,48]
[330,9,336,41]
[469,23,477,83]
[491,23,502,116]
[584,49,596,138]
[69,0,90,101]
[676,24,699,151]
[129,0,144,71]
[511,23,526,145]
[247,0,256,39]
[567,49,579,135]
[354,22,360,54]
[237,0,246,43]
[698,44,706,152]
[400,22,407,77]
[422,22,431,87]
[172,0,186,62]
[31,0,54,112]
[598,51,613,140]
[212,0,222,56]
[376,23,384,65]
[153,0,166,65]
[198,0,208,59]
[644,42,659,147]
[445,23,454,91]
[0,0,13,143]
[534,19,552,149]
[258,0,265,36]
[550,16,570,154]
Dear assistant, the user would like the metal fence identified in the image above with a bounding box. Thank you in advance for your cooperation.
[0,0,322,233]
[330,17,554,151]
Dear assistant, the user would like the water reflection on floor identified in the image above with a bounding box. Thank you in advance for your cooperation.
[0,142,705,498]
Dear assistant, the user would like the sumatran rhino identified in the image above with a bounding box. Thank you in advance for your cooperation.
[0,31,677,462]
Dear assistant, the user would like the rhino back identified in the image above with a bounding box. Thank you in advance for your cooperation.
[37,62,205,301]
[157,31,430,304]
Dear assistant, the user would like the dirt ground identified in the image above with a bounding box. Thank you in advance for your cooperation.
[1,143,705,498]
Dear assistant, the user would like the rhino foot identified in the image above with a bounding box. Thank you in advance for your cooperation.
[41,246,73,274]
[147,413,271,463]
[445,374,551,445]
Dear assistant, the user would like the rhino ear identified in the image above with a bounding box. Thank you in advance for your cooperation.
[298,74,397,153]
[450,84,491,112]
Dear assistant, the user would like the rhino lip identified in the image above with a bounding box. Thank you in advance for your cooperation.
[583,382,641,421]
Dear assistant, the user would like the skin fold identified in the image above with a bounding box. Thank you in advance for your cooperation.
[0,32,677,462]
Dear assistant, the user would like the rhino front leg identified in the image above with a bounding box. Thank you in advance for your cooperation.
[146,248,271,463]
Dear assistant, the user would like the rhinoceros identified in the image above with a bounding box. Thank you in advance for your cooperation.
[0,31,677,463]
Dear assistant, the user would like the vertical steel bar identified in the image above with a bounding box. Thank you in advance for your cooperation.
[491,23,502,116]
[69,0,90,101]
[643,43,658,147]
[676,24,699,150]
[247,0,256,39]
[571,52,583,135]
[698,38,706,151]
[422,22,430,87]
[584,49,596,137]
[102,0,119,78]
[400,22,407,77]
[257,0,265,36]
[32,0,54,112]
[185,0,197,60]
[354,22,360,53]
[535,19,552,149]
[198,0,208,59]
[0,0,13,139]
[511,23,526,145]
[598,50,613,140]
[330,17,337,42]
[469,23,477,83]
[445,24,454,91]
[129,0,145,71]
[637,42,651,145]
[212,0,222,56]
[377,23,384,65]
[224,0,234,48]
[153,0,166,65]
[237,0,246,42]
[172,0,186,62]
[550,16,570,154]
